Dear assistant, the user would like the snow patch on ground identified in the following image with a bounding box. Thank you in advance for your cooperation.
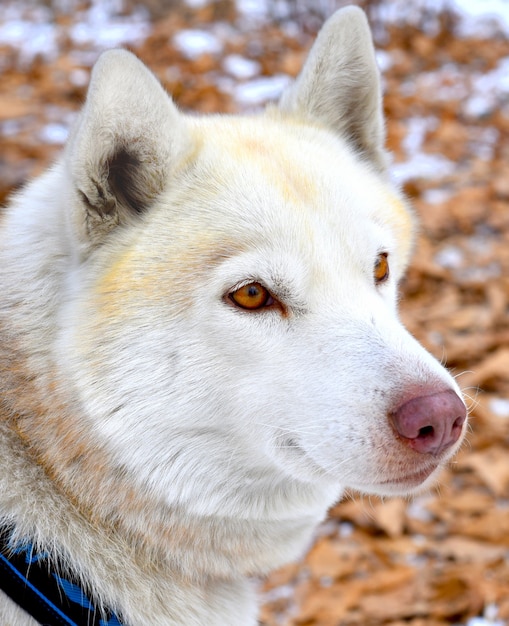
[223,54,261,80]
[466,603,505,626]
[0,6,59,65]
[70,3,150,48]
[452,0,509,37]
[391,117,456,184]
[232,74,292,107]
[0,1,151,65]
[489,397,509,418]
[465,56,509,118]
[374,0,509,36]
[39,123,69,144]
[435,245,465,270]
[173,29,223,59]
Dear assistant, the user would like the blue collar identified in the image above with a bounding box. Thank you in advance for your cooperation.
[0,526,123,626]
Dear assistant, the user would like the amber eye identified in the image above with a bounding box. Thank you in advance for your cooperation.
[374,252,390,284]
[229,282,273,310]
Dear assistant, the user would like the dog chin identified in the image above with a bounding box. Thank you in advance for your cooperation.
[361,463,445,498]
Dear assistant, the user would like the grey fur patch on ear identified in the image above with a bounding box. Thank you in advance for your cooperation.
[278,6,388,172]
[67,49,190,248]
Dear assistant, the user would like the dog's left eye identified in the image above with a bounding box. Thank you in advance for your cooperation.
[229,282,274,311]
[374,252,390,284]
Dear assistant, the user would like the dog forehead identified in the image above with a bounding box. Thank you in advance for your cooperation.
[192,115,347,199]
[187,115,412,250]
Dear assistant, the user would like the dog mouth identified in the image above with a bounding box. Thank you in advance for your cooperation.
[276,436,443,492]
[376,463,439,491]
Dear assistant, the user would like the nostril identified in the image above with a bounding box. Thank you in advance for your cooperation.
[453,416,464,429]
[451,415,466,439]
[417,425,434,439]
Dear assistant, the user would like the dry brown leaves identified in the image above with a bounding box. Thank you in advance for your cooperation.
[1,2,509,625]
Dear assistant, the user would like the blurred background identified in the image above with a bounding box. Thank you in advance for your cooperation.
[1,1,509,624]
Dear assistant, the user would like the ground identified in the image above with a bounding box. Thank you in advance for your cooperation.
[1,1,509,624]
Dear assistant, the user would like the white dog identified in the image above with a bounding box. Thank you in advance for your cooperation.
[0,6,466,625]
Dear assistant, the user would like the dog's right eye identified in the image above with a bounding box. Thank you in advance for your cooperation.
[229,282,274,311]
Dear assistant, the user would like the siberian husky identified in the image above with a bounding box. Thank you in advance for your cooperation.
[0,7,466,625]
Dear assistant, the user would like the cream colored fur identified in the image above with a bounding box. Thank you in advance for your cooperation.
[0,7,465,625]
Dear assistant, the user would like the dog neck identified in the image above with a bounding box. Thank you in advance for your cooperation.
[0,403,327,625]
[0,420,262,625]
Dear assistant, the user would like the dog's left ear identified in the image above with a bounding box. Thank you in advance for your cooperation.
[278,6,387,172]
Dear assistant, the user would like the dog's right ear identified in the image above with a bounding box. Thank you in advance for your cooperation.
[278,6,387,172]
[67,49,190,254]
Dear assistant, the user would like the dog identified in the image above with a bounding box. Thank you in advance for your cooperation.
[0,6,466,625]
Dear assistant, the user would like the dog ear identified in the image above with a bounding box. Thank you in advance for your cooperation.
[67,49,189,250]
[278,6,387,172]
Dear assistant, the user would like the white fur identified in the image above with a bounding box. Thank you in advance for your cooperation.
[0,7,465,625]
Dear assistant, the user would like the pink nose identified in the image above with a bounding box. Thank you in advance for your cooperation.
[390,389,466,455]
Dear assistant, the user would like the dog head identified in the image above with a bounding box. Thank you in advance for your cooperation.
[55,7,466,521]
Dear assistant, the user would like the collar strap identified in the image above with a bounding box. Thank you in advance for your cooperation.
[0,527,123,625]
